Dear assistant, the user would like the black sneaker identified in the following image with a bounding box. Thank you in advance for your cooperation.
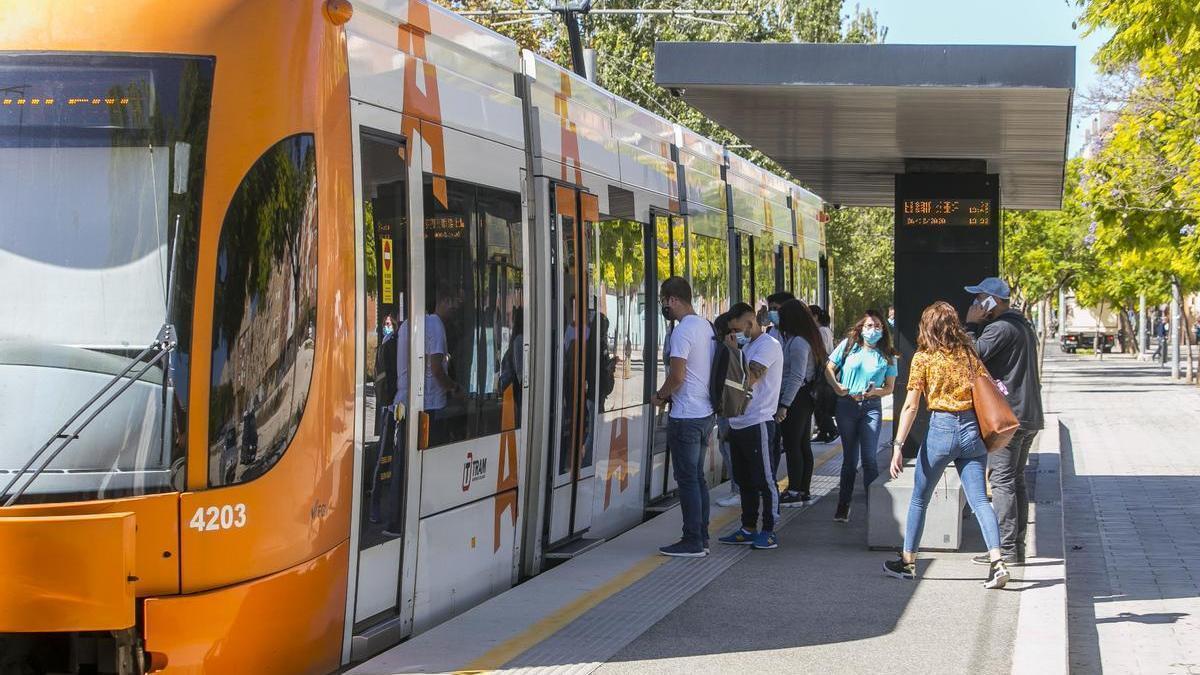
[779,490,806,508]
[985,559,1011,589]
[883,558,916,580]
[833,503,851,523]
[659,540,707,558]
[972,553,1019,566]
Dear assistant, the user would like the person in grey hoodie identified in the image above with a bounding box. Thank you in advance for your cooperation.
[775,299,829,506]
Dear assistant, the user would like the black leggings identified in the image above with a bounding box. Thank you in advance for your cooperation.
[780,391,815,495]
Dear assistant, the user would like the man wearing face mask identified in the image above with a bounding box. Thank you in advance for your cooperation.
[652,276,716,557]
[964,277,1045,565]
[717,302,785,550]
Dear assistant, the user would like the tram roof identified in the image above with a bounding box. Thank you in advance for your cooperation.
[654,43,1075,210]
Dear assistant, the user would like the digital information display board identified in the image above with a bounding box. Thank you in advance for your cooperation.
[901,198,993,226]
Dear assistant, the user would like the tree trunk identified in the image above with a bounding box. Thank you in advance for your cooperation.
[1096,299,1106,361]
[1037,296,1049,377]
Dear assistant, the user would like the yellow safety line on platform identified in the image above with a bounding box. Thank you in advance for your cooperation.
[457,442,850,674]
[453,555,668,674]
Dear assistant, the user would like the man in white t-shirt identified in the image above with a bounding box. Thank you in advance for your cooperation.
[651,276,715,557]
[717,302,784,550]
[396,291,464,446]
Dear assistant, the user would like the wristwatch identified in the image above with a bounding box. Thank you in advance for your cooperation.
[892,440,904,449]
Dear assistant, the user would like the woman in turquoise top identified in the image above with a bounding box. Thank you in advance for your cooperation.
[823,309,898,523]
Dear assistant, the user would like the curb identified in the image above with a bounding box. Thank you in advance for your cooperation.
[1009,415,1068,675]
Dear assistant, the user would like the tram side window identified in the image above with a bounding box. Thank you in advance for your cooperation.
[596,219,648,412]
[208,134,318,487]
[423,177,523,448]
[690,233,729,323]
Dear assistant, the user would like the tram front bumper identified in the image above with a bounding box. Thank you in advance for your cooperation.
[0,511,137,631]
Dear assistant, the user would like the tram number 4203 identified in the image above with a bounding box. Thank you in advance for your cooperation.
[188,504,248,532]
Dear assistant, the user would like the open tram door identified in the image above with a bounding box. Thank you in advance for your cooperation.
[542,181,600,554]
[345,104,421,660]
[646,212,688,506]
[543,184,601,555]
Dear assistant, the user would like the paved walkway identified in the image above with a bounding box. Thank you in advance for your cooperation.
[1052,352,1200,674]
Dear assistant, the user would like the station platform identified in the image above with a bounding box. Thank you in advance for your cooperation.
[350,414,1067,675]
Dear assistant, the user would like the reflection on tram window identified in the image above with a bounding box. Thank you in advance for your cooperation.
[422,176,523,448]
[739,233,753,303]
[654,215,687,390]
[359,132,408,545]
[208,134,318,487]
[596,219,648,412]
[753,231,777,311]
[689,233,729,324]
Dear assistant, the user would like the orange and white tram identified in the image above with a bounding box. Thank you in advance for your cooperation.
[0,1,829,672]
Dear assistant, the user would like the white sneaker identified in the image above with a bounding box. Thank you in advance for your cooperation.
[715,493,740,507]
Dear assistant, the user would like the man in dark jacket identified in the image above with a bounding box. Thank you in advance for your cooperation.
[965,277,1045,565]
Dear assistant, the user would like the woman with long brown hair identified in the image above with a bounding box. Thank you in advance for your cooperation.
[884,301,1009,589]
[774,299,828,505]
[823,309,898,523]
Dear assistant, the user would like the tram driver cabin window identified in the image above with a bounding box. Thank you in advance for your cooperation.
[421,176,524,448]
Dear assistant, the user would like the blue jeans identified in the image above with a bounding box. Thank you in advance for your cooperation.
[835,396,882,505]
[669,414,715,546]
[903,410,1002,554]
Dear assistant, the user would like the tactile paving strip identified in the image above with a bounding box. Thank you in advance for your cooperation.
[499,457,846,674]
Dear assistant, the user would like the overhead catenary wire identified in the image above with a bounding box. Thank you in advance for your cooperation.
[459,8,744,16]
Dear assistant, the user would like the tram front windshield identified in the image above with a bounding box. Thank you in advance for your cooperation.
[0,54,213,503]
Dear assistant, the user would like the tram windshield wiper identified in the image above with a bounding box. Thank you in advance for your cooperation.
[0,324,178,507]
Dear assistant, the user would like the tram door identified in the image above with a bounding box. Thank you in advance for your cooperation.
[546,184,600,545]
[351,122,415,639]
[647,213,687,503]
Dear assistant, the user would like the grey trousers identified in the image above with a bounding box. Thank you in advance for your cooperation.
[988,427,1039,557]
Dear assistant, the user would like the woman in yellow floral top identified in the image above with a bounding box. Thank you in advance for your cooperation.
[883,301,1009,590]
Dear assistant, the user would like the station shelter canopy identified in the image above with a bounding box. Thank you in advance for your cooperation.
[654,43,1076,210]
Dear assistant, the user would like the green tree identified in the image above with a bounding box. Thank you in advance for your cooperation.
[1000,160,1092,310]
[825,207,892,334]
[1074,0,1200,375]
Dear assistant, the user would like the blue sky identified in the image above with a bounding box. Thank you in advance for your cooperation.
[861,0,1111,155]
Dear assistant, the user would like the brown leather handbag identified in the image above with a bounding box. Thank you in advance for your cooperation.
[969,355,1020,452]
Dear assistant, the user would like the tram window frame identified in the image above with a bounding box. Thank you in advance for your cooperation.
[595,218,649,413]
[207,133,319,488]
[420,174,524,449]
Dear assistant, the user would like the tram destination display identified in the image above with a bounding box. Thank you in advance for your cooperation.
[901,198,992,226]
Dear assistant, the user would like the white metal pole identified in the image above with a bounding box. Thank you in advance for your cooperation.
[1171,281,1183,380]
[1138,292,1148,358]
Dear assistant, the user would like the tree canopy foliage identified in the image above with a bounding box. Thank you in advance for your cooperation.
[1000,0,1200,328]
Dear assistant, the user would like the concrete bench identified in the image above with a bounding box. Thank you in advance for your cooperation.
[867,458,966,551]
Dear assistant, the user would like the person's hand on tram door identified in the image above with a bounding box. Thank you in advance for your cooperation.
[393,402,406,423]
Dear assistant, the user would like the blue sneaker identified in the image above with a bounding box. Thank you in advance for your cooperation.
[751,531,778,549]
[658,540,707,557]
[718,528,757,545]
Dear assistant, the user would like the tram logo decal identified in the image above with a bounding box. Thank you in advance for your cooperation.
[462,452,487,491]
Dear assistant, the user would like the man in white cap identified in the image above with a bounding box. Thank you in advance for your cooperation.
[964,277,1044,566]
